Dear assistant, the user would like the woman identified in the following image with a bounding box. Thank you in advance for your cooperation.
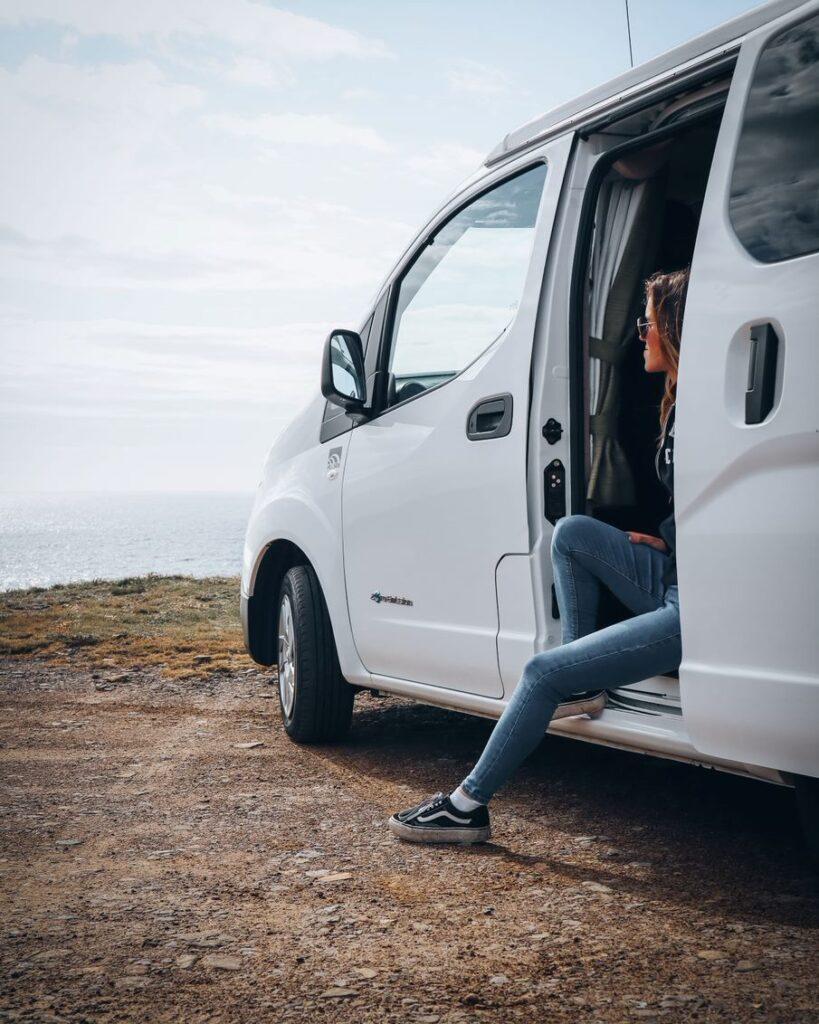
[388,267,689,844]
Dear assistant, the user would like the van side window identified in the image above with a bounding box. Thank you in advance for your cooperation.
[729,12,819,263]
[384,164,548,408]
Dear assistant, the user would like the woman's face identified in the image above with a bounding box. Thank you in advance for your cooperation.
[642,296,670,374]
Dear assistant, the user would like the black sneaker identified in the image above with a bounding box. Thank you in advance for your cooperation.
[388,792,491,844]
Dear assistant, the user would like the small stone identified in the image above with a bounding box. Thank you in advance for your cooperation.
[176,955,197,969]
[353,967,378,979]
[320,988,356,998]
[696,949,726,961]
[489,974,509,985]
[55,839,83,848]
[176,931,224,949]
[315,872,352,884]
[581,881,612,894]
[115,976,149,989]
[735,960,757,972]
[32,949,71,961]
[234,741,264,750]
[200,955,242,971]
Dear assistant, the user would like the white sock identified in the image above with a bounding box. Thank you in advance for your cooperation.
[449,785,484,812]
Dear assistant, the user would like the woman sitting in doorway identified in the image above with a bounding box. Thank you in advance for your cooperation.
[388,267,689,844]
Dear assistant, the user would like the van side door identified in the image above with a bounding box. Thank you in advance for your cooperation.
[676,5,819,777]
[341,137,573,698]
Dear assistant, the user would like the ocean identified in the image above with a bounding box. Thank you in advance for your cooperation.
[0,492,255,593]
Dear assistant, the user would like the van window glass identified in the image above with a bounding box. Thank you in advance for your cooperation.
[386,164,547,406]
[729,12,819,263]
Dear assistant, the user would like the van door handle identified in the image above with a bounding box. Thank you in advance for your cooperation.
[466,393,513,440]
[745,323,779,425]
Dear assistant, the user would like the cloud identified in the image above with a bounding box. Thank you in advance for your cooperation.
[1,314,329,415]
[224,56,295,89]
[447,59,514,97]
[205,111,392,153]
[0,218,399,294]
[0,1,392,63]
[1,55,202,122]
[407,143,485,185]
[341,87,378,101]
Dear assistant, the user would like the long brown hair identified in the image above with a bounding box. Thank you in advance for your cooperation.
[644,267,690,444]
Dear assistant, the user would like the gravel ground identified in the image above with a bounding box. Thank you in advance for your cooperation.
[1,656,817,1023]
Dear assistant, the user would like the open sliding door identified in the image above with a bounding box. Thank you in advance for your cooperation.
[676,3,819,777]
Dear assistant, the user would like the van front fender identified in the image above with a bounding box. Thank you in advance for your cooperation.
[243,485,368,687]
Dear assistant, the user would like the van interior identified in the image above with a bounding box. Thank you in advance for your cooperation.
[575,81,730,681]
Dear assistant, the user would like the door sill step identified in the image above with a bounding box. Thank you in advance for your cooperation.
[606,691,682,717]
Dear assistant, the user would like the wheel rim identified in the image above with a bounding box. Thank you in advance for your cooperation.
[278,594,296,718]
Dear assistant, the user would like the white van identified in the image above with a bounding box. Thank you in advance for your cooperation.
[241,0,819,855]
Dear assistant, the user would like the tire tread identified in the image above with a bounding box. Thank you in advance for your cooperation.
[278,564,353,743]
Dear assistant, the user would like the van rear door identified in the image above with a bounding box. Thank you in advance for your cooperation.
[676,5,819,777]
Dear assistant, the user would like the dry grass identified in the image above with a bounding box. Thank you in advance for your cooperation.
[0,574,255,680]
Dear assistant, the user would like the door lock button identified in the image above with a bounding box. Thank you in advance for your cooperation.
[542,418,563,444]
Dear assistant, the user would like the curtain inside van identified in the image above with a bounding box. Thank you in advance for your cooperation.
[587,175,663,509]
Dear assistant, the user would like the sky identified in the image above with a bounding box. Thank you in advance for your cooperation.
[0,0,763,493]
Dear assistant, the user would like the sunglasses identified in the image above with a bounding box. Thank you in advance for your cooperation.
[636,318,656,341]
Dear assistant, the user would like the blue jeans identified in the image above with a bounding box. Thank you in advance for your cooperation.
[461,515,681,804]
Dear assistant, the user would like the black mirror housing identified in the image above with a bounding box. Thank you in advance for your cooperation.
[321,329,368,415]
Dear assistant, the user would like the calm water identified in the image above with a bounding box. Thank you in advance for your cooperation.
[0,492,255,592]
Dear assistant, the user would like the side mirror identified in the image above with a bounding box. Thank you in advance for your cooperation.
[321,329,368,415]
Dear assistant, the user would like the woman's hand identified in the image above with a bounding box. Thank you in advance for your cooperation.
[627,531,668,552]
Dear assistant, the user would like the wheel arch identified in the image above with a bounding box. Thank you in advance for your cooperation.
[245,539,311,665]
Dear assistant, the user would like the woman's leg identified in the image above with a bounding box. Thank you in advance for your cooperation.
[461,587,681,804]
[551,514,670,643]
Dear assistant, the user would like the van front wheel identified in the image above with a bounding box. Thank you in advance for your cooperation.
[275,565,354,743]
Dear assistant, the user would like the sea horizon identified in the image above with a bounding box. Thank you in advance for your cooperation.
[0,490,256,593]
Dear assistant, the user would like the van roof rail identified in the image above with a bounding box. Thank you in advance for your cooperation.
[485,0,807,166]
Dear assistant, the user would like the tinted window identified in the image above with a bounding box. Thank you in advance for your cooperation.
[729,13,819,263]
[385,164,547,407]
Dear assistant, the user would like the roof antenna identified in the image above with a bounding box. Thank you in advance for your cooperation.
[624,0,635,68]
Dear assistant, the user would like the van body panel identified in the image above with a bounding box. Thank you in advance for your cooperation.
[675,4,819,778]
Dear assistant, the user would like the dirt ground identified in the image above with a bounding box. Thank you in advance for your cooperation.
[1,602,818,1023]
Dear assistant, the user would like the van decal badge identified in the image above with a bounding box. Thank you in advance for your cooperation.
[370,591,413,607]
[327,447,343,480]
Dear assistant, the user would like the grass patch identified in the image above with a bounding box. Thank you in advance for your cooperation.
[0,574,256,680]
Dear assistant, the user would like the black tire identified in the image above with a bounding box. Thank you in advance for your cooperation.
[795,775,819,870]
[275,564,354,743]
